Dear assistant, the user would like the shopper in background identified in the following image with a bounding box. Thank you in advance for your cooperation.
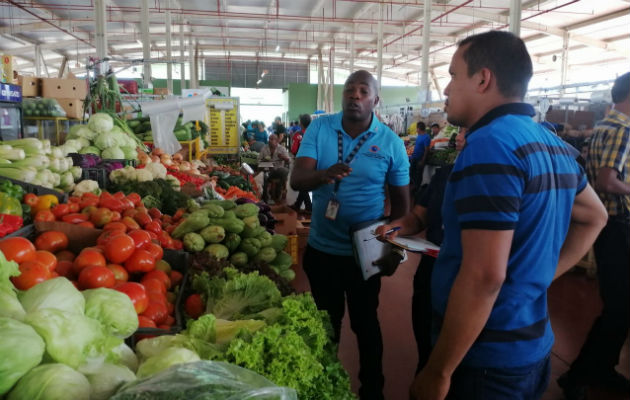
[290,69,410,400]
[375,126,467,375]
[430,123,440,137]
[408,31,607,400]
[275,125,287,147]
[558,71,630,400]
[254,121,269,145]
[258,133,290,204]
[291,114,313,213]
[258,133,290,168]
[409,121,431,194]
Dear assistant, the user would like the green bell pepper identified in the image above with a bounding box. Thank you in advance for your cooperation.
[0,192,23,216]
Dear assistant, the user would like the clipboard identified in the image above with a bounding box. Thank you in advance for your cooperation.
[351,218,390,280]
[385,236,440,258]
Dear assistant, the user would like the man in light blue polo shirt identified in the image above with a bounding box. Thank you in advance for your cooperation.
[291,70,410,400]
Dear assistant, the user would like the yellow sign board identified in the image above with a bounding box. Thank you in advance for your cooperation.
[204,97,239,154]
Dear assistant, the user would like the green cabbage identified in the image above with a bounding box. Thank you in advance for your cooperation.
[83,288,139,338]
[24,308,121,368]
[7,363,90,400]
[0,287,25,320]
[68,125,97,141]
[95,132,118,151]
[81,362,136,400]
[0,317,46,395]
[102,146,125,159]
[136,347,200,379]
[19,277,85,315]
[107,343,139,373]
[79,146,101,156]
[120,146,138,160]
[88,113,114,134]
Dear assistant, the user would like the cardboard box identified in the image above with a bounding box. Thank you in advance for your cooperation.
[41,78,87,99]
[56,98,84,119]
[153,88,169,96]
[296,222,310,251]
[18,76,41,97]
[270,205,298,235]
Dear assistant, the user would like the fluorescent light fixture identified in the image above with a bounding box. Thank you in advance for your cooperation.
[256,79,262,85]
[136,39,142,45]
[275,45,280,52]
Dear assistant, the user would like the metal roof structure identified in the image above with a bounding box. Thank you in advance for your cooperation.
[0,0,628,92]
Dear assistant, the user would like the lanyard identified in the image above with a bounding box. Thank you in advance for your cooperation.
[333,130,371,194]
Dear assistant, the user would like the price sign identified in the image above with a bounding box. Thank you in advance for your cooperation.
[205,97,239,154]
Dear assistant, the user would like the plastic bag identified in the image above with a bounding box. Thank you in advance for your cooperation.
[110,361,297,400]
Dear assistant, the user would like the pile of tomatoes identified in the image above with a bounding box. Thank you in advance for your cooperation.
[35,191,184,252]
[0,227,183,331]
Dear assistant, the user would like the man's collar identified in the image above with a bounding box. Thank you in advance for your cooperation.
[333,111,382,136]
[608,108,630,124]
[467,103,535,138]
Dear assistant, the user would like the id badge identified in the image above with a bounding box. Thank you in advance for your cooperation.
[325,199,340,220]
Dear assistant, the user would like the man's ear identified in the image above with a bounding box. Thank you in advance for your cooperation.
[477,68,492,93]
[374,95,380,107]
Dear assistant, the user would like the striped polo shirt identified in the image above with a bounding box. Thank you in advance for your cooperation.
[432,103,587,368]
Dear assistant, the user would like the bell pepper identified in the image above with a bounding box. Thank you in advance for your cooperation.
[0,214,23,238]
[31,194,59,214]
[0,192,23,216]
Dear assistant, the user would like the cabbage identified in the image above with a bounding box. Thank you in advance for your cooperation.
[81,362,136,400]
[76,137,91,149]
[88,113,114,134]
[107,343,139,373]
[101,146,125,159]
[24,308,121,368]
[0,317,45,395]
[70,165,82,180]
[19,277,85,315]
[0,287,25,320]
[120,146,138,160]
[63,139,82,152]
[83,288,139,338]
[68,125,97,141]
[7,363,90,400]
[136,347,200,379]
[95,132,118,150]
[79,145,101,156]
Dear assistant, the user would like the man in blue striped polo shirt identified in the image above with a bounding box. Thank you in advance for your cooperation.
[410,31,608,400]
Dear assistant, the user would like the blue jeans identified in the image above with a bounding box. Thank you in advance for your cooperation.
[446,354,551,400]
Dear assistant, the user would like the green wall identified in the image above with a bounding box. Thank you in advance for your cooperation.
[286,83,421,121]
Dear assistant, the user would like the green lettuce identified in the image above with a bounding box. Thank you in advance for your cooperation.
[19,277,85,315]
[7,363,90,400]
[83,288,138,338]
[0,317,45,395]
[136,347,200,379]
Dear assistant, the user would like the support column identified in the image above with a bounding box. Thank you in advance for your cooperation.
[420,0,431,104]
[179,21,186,91]
[376,3,384,90]
[560,31,570,94]
[349,23,356,74]
[94,0,108,74]
[141,0,151,87]
[188,36,195,88]
[328,45,335,113]
[509,0,521,36]
[317,49,324,111]
[35,45,41,76]
[165,0,173,94]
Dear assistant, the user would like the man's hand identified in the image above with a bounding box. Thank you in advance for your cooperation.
[409,368,451,400]
[372,250,403,276]
[374,224,401,240]
[324,163,352,183]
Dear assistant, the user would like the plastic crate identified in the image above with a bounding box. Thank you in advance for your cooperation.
[1,177,68,203]
[5,224,35,239]
[126,249,190,347]
[284,234,298,266]
[80,167,108,188]
[102,159,138,167]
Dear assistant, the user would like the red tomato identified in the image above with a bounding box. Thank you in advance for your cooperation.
[124,249,155,274]
[144,221,162,235]
[55,260,76,280]
[172,208,185,222]
[137,315,156,328]
[141,301,168,324]
[103,222,127,232]
[135,206,148,215]
[99,195,125,213]
[133,212,152,227]
[104,234,135,264]
[67,202,80,213]
[106,264,128,282]
[0,237,37,264]
[35,231,68,253]
[142,278,167,295]
[170,270,183,287]
[142,242,163,261]
[23,193,39,207]
[73,248,106,274]
[79,196,99,209]
[165,301,174,315]
[113,191,126,200]
[148,207,162,220]
[121,216,140,231]
[61,213,89,224]
[185,294,204,319]
[90,207,113,227]
[111,211,122,222]
[97,229,125,246]
[78,265,116,289]
[34,210,55,222]
[68,196,80,203]
[163,315,176,326]
[55,250,75,262]
[141,269,171,289]
[122,208,138,219]
[146,289,167,306]
[11,261,49,290]
[171,239,183,251]
[126,193,141,207]
[148,231,158,240]
[51,203,70,219]
[115,282,149,314]
[127,230,152,249]
[34,250,57,273]
[156,231,173,249]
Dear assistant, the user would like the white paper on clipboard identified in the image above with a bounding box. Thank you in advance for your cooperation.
[351,219,390,280]
[386,236,440,256]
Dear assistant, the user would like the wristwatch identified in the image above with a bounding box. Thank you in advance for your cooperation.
[391,247,408,263]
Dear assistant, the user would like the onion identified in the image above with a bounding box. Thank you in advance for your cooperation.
[150,155,160,163]
[152,148,164,157]
[172,153,183,162]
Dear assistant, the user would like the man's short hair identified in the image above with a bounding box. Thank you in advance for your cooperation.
[459,30,533,99]
[431,123,440,129]
[611,72,630,104]
[417,121,426,131]
[299,114,312,129]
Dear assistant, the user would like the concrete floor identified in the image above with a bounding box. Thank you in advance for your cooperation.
[292,250,629,400]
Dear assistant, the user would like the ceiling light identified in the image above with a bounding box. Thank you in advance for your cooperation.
[275,45,280,52]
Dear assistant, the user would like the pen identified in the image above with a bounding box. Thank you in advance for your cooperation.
[363,226,401,241]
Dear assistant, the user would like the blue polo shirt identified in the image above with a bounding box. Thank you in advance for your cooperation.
[432,103,587,368]
[297,112,409,256]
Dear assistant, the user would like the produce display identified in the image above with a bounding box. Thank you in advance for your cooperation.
[128,115,207,143]
[22,98,66,118]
